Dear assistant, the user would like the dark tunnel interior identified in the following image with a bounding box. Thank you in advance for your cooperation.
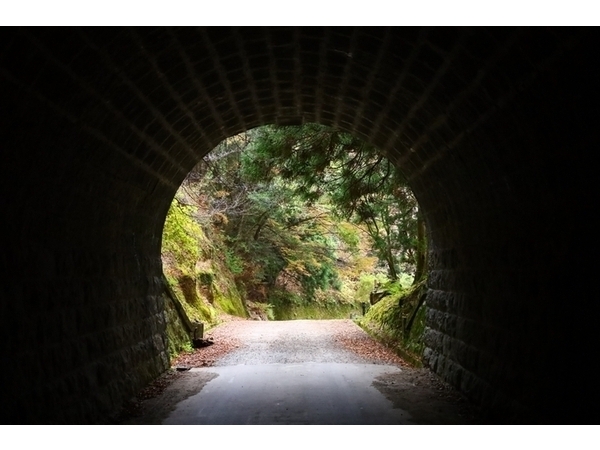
[0,27,598,424]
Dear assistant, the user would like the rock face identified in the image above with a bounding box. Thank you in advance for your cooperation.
[0,27,598,423]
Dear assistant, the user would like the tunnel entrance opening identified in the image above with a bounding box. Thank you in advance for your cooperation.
[160,123,428,366]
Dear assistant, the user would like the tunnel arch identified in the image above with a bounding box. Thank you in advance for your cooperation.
[0,27,597,423]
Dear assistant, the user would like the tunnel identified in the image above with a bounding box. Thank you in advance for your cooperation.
[0,27,598,424]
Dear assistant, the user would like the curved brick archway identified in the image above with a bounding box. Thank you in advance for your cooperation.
[0,27,597,423]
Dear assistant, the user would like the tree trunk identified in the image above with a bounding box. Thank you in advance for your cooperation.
[386,248,398,280]
[253,211,270,241]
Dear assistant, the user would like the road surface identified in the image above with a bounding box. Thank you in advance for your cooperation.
[122,320,481,424]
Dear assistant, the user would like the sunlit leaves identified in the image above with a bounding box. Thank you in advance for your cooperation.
[245,124,421,281]
[162,200,202,270]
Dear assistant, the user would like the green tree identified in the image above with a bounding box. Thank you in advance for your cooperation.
[180,130,347,304]
[244,124,426,283]
[169,122,427,322]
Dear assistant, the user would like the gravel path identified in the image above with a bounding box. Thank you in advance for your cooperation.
[122,319,484,424]
[172,319,410,368]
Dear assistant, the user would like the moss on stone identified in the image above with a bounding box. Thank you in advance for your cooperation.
[162,292,193,360]
[212,279,247,317]
[355,279,428,366]
[272,301,360,320]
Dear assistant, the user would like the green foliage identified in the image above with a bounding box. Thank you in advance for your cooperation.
[244,124,423,281]
[215,159,345,303]
[213,287,246,316]
[355,273,389,303]
[357,279,428,365]
[336,222,360,252]
[161,194,249,363]
[224,248,244,275]
[268,287,359,320]
[290,240,341,299]
[267,288,303,306]
[398,273,414,289]
[403,299,427,356]
[362,295,405,339]
[162,200,202,272]
[209,255,248,317]
[161,123,426,336]
[272,301,360,321]
[164,273,218,325]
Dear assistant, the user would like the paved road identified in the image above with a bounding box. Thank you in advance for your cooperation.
[137,320,480,425]
[164,363,410,424]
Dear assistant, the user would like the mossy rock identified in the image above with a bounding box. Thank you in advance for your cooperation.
[178,275,199,305]
[213,286,247,317]
[356,278,428,365]
[162,292,193,359]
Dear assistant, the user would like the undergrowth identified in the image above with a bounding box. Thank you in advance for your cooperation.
[356,278,427,366]
[268,287,361,320]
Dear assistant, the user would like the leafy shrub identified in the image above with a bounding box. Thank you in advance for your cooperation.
[336,222,360,252]
[224,248,244,275]
[355,273,389,303]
